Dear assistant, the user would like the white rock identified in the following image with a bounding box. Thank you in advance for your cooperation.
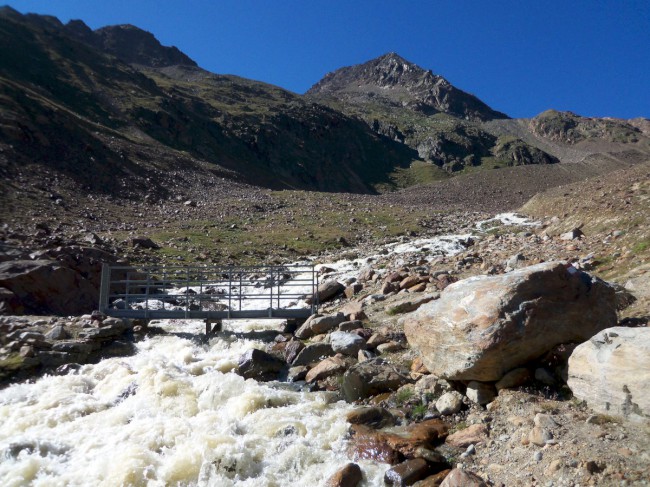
[568,327,650,422]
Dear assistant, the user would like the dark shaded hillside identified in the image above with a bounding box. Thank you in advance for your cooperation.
[0,8,417,196]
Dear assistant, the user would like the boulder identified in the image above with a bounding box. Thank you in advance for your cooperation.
[131,237,160,249]
[0,247,118,315]
[446,424,489,448]
[385,458,433,486]
[237,349,284,381]
[465,381,496,405]
[326,463,363,487]
[310,313,346,334]
[305,355,347,383]
[291,343,335,366]
[435,391,464,416]
[346,407,396,428]
[342,358,411,402]
[403,262,617,381]
[307,280,345,304]
[567,327,650,421]
[439,469,487,487]
[330,331,366,356]
[0,260,97,316]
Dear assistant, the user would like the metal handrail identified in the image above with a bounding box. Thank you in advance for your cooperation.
[99,263,319,320]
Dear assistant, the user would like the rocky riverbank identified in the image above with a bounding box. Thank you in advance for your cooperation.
[1,205,648,485]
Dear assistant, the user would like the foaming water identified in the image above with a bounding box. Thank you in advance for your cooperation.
[0,320,385,486]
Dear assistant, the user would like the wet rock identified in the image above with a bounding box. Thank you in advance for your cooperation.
[435,391,463,416]
[385,458,433,486]
[37,351,79,368]
[287,365,308,382]
[51,341,94,355]
[439,468,488,487]
[101,340,135,357]
[446,424,489,448]
[305,355,347,383]
[412,469,451,486]
[291,343,335,366]
[349,420,449,464]
[54,363,82,375]
[404,262,617,381]
[330,331,366,356]
[237,349,285,381]
[567,326,650,421]
[284,340,305,364]
[342,358,411,402]
[346,406,396,428]
[326,462,363,487]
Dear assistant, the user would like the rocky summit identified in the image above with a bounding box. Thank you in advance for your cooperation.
[0,6,649,487]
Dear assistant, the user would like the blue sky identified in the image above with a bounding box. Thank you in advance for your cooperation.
[7,0,650,119]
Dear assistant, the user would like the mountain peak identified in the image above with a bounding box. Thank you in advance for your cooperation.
[307,54,507,121]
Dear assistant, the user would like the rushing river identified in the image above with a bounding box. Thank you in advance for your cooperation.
[0,214,536,485]
[0,318,386,486]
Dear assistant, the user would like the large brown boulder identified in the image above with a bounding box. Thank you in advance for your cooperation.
[0,246,118,316]
[403,262,617,381]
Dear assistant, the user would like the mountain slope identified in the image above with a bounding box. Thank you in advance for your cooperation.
[0,8,417,196]
[307,53,559,173]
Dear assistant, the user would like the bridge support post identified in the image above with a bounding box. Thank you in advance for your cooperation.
[205,320,222,337]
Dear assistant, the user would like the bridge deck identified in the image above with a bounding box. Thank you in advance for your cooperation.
[99,264,318,322]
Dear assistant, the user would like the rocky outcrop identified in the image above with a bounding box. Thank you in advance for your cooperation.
[567,327,650,422]
[403,262,617,381]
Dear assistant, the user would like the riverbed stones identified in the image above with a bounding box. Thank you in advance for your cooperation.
[310,313,346,334]
[326,463,362,487]
[446,424,489,448]
[342,358,411,402]
[439,468,488,487]
[329,331,366,356]
[237,349,284,381]
[403,262,617,381]
[435,391,464,416]
[307,280,345,304]
[385,458,433,486]
[567,326,650,421]
[291,343,335,366]
[305,355,347,383]
[346,406,396,428]
[465,381,496,405]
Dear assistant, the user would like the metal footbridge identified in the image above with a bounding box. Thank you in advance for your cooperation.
[99,264,319,332]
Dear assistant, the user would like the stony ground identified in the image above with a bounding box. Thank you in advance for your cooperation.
[1,161,648,486]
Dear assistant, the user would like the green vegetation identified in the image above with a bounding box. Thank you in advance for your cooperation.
[395,387,415,405]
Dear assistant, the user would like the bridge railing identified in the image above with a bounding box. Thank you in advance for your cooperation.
[99,263,318,320]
